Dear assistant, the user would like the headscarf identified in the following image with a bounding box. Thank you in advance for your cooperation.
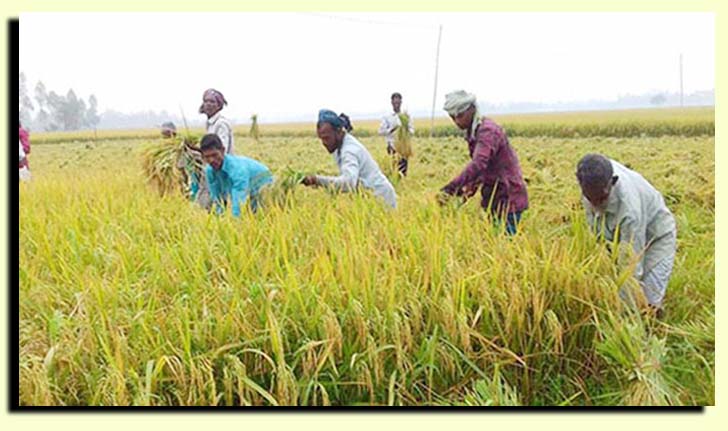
[443,90,476,116]
[317,109,345,129]
[338,113,353,132]
[199,88,228,113]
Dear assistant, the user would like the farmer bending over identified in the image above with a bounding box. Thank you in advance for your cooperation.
[438,90,528,235]
[201,134,273,216]
[576,154,677,315]
[302,109,397,209]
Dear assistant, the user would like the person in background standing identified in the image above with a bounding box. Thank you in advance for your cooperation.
[199,88,234,154]
[378,92,415,177]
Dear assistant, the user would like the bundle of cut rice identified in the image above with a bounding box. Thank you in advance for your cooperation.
[394,112,413,159]
[142,135,202,197]
[261,167,306,208]
[279,166,306,193]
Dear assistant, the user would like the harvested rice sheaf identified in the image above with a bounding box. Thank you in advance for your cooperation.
[394,112,413,159]
[142,134,202,197]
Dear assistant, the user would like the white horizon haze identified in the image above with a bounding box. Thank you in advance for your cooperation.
[19,12,714,125]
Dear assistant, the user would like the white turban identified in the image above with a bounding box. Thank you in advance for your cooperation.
[443,90,476,116]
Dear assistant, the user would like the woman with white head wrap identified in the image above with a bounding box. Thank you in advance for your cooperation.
[439,90,529,235]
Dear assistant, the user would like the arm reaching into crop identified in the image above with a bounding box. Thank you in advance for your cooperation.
[441,128,498,196]
[616,214,647,281]
[206,166,224,215]
[315,149,360,193]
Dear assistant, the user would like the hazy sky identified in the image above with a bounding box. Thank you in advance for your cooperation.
[19,12,714,122]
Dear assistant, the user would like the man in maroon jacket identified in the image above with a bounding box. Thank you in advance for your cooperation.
[438,90,529,235]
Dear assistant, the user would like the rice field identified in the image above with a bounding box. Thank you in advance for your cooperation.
[18,108,714,406]
[31,106,715,144]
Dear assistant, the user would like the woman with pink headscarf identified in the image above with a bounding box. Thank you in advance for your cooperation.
[199,88,234,154]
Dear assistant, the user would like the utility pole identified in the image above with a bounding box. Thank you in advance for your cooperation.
[680,53,684,107]
[430,25,443,137]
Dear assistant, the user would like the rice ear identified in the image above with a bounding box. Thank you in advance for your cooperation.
[394,112,413,158]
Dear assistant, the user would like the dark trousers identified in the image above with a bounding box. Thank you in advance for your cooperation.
[492,211,523,235]
[504,211,522,235]
[397,157,408,176]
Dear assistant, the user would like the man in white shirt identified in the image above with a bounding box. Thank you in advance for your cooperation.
[378,92,414,177]
[577,154,677,314]
[303,109,397,209]
[199,88,234,154]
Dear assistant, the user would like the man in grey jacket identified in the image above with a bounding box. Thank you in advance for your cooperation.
[576,154,677,314]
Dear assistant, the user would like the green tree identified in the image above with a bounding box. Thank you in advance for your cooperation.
[85,94,100,129]
[63,89,84,130]
[34,81,51,131]
[45,89,89,131]
[46,91,64,131]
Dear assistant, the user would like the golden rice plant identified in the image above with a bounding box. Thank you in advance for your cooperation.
[394,112,413,159]
[596,313,677,406]
[29,107,713,144]
[278,167,306,193]
[261,167,306,208]
[18,120,714,406]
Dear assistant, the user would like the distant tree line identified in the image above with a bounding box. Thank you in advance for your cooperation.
[19,72,100,132]
[19,72,207,131]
